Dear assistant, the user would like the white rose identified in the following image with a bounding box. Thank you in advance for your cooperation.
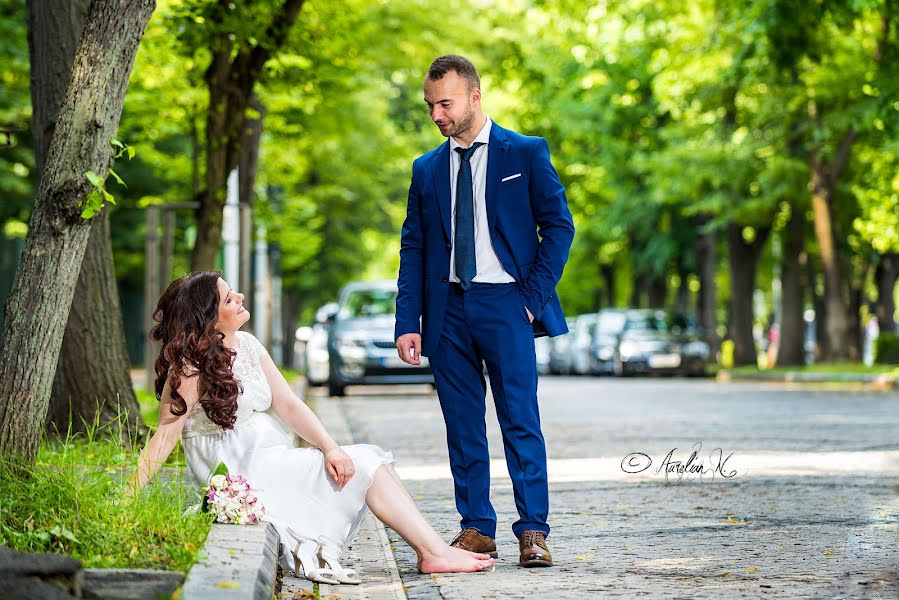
[210,474,227,488]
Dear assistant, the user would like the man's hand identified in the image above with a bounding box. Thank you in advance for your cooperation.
[396,333,422,365]
[526,307,535,323]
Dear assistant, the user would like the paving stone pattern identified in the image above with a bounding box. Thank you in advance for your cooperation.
[315,379,899,599]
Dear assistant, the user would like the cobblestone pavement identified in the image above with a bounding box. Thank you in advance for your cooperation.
[307,378,899,599]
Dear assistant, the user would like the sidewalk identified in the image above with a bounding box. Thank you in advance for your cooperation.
[318,383,899,599]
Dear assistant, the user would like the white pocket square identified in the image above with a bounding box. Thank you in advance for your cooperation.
[501,173,522,182]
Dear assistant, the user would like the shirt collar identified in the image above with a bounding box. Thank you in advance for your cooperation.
[449,117,492,152]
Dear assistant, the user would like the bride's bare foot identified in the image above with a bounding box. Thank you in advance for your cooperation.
[417,546,495,574]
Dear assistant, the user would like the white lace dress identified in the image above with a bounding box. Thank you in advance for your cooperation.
[181,331,394,569]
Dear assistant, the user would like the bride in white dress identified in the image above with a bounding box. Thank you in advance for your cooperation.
[127,272,494,583]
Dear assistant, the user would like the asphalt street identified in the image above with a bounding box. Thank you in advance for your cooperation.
[307,377,899,599]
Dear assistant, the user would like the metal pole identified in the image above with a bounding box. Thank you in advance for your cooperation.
[240,202,253,320]
[144,205,160,395]
[253,226,269,347]
[222,169,240,286]
[161,208,175,285]
[270,242,283,365]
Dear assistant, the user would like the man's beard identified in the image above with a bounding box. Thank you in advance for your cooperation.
[444,103,475,138]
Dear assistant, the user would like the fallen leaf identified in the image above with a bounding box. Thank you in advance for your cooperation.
[715,572,731,578]
[625,546,636,551]
[821,549,834,556]
[216,581,240,589]
[574,553,593,561]
[745,567,759,573]
[726,516,742,525]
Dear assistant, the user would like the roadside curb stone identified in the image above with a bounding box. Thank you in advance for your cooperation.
[181,522,279,599]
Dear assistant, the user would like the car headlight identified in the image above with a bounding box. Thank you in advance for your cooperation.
[684,341,709,357]
[597,346,614,360]
[619,340,639,358]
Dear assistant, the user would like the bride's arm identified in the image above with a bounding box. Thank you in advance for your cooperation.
[125,375,197,498]
[261,351,356,488]
[262,352,339,453]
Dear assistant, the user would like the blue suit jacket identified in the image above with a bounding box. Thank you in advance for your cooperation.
[395,122,575,357]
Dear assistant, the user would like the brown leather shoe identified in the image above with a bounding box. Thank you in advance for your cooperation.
[450,528,498,558]
[518,530,552,567]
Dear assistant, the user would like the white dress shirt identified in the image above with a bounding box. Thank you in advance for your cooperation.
[449,117,515,285]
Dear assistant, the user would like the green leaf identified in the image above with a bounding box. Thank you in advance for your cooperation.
[107,167,126,187]
[110,138,125,149]
[212,462,229,477]
[101,188,114,204]
[126,145,135,159]
[84,170,102,187]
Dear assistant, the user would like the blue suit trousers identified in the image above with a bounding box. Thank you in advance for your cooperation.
[428,282,549,539]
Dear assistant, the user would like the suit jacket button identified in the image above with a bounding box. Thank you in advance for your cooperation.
[441,277,448,282]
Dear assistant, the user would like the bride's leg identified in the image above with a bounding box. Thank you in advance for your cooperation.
[364,465,494,573]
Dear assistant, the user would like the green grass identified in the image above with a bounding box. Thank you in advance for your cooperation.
[0,422,209,572]
[726,362,899,376]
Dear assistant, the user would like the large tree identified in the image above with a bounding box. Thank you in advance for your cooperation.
[177,0,305,270]
[29,0,146,439]
[0,0,155,463]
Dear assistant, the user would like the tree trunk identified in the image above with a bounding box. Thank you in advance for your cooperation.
[238,94,265,313]
[695,215,719,356]
[0,0,156,463]
[190,0,305,270]
[727,223,771,366]
[29,0,145,440]
[874,253,898,333]
[847,272,864,361]
[282,292,299,369]
[600,264,615,308]
[648,274,667,309]
[27,0,90,178]
[48,212,146,438]
[776,204,807,366]
[810,131,856,361]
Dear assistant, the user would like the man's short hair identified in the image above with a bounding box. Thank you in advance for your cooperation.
[426,55,480,90]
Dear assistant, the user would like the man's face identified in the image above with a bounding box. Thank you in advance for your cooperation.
[423,70,479,139]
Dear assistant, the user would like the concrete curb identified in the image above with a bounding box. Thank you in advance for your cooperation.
[180,522,279,599]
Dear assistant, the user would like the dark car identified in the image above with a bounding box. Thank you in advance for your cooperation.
[327,281,433,397]
[588,308,629,375]
[613,310,709,377]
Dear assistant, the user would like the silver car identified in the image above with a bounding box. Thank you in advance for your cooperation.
[327,281,433,397]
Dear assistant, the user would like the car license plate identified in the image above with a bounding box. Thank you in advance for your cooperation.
[649,354,681,368]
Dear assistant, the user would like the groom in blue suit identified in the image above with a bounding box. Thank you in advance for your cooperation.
[395,55,574,567]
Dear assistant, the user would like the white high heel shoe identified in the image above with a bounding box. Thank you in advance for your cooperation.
[319,536,362,585]
[286,528,339,585]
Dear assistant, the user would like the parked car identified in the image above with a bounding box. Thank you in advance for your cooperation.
[548,322,574,375]
[569,314,597,375]
[327,280,433,397]
[534,335,551,375]
[303,302,338,387]
[613,310,709,377]
[589,308,629,375]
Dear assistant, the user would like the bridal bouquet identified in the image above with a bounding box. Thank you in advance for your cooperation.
[201,464,266,525]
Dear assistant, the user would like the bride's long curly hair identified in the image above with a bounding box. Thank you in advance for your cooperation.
[150,271,242,429]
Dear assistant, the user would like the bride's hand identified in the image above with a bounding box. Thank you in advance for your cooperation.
[323,446,355,488]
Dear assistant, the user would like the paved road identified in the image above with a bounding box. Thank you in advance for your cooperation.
[308,377,899,599]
